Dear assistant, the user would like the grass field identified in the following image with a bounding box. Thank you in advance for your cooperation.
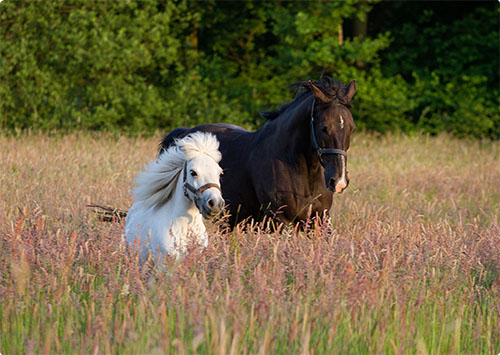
[0,132,499,354]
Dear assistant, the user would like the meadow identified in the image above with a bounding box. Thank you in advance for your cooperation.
[0,132,499,354]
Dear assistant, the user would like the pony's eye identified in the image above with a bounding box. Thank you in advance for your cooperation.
[321,126,328,134]
[190,170,197,177]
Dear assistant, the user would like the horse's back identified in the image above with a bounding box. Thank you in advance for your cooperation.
[159,123,252,153]
[159,127,189,153]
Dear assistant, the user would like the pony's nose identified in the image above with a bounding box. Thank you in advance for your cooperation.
[207,197,224,212]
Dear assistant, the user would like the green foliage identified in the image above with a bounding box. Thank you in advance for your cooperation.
[382,6,499,138]
[0,0,498,137]
[412,73,498,138]
[1,0,200,132]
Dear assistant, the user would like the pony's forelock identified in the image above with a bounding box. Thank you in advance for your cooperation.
[178,131,221,163]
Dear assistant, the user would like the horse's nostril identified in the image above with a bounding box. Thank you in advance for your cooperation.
[207,199,215,208]
[328,178,335,187]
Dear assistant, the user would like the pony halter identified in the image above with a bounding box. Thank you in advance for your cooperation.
[310,98,347,167]
[182,161,222,200]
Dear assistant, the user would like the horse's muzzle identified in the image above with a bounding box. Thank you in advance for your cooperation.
[328,178,349,194]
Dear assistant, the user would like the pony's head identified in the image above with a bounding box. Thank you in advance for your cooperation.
[295,77,357,194]
[134,132,224,217]
[180,132,224,218]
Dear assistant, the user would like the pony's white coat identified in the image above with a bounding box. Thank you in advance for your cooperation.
[124,132,223,259]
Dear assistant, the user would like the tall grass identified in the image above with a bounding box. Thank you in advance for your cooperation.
[1,133,499,353]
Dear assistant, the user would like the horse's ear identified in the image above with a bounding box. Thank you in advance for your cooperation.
[345,80,356,103]
[308,80,329,103]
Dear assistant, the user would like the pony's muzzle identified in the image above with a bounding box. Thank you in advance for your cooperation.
[199,191,225,218]
[207,197,224,213]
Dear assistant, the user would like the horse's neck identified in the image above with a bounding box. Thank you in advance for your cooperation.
[266,95,317,163]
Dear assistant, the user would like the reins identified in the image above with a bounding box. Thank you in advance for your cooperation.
[182,161,222,199]
[310,97,347,167]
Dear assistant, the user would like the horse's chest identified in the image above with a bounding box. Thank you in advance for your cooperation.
[258,162,332,221]
[270,189,332,222]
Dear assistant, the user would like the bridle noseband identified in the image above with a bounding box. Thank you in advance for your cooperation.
[182,161,222,200]
[310,98,347,167]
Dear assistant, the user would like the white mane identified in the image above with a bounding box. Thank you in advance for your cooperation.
[133,132,221,210]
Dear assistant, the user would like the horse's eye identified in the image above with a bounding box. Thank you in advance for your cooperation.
[190,170,197,177]
[321,126,328,134]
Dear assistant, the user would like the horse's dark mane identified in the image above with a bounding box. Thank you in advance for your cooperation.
[260,76,351,121]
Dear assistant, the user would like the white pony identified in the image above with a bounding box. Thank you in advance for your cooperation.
[124,132,224,258]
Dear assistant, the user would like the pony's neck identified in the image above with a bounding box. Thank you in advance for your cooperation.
[167,172,200,219]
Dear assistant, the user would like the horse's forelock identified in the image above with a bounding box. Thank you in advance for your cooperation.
[291,77,349,106]
[262,76,351,121]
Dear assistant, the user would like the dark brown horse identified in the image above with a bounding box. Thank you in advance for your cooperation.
[160,77,356,226]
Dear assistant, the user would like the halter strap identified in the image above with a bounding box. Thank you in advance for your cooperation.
[182,161,222,199]
[310,98,347,167]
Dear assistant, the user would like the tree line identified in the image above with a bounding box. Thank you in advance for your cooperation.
[1,0,498,138]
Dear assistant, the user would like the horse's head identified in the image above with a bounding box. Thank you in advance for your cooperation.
[308,78,356,194]
[182,135,225,218]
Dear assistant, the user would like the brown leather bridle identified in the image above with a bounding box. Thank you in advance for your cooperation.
[182,161,222,200]
[310,98,347,168]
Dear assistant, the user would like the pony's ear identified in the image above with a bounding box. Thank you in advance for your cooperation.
[344,80,356,103]
[308,80,330,103]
